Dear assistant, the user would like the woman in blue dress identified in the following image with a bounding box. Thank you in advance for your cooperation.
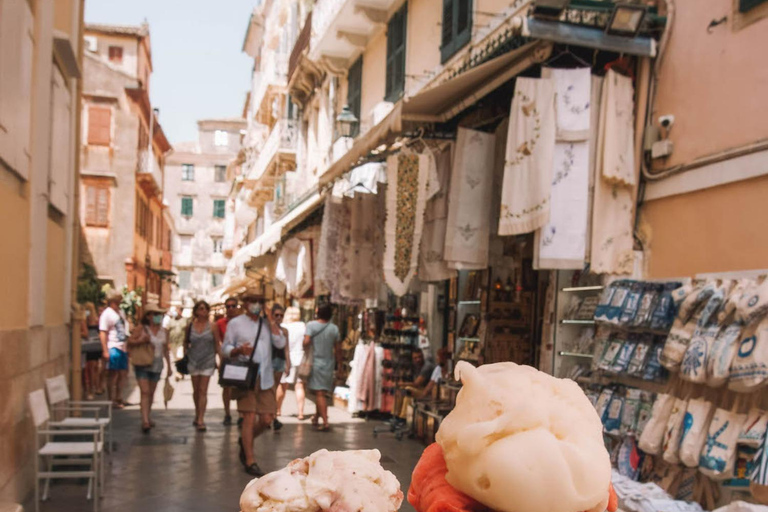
[303,304,340,431]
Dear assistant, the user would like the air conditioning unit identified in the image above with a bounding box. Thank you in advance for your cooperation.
[84,36,97,52]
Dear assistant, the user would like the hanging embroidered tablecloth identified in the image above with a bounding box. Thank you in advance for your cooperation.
[600,69,637,187]
[337,192,384,303]
[315,195,349,296]
[590,69,637,274]
[499,77,556,235]
[274,237,312,297]
[420,144,456,282]
[444,128,495,270]
[534,68,591,269]
[383,152,429,296]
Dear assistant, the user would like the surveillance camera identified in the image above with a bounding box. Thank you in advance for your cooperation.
[659,115,675,129]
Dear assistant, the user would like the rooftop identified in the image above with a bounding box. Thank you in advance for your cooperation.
[85,22,150,38]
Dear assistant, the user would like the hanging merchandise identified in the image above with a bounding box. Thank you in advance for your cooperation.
[498,77,556,236]
[419,143,456,282]
[639,392,676,455]
[383,151,430,296]
[719,279,749,325]
[443,128,495,269]
[662,397,689,465]
[679,398,716,468]
[681,325,720,384]
[589,70,637,275]
[729,316,768,392]
[699,403,747,479]
[315,195,348,296]
[535,68,591,270]
[661,281,717,372]
[337,193,385,303]
[752,429,768,504]
[735,278,768,325]
[739,407,768,448]
[274,237,312,297]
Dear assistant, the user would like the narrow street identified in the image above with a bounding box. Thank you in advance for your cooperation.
[27,379,423,512]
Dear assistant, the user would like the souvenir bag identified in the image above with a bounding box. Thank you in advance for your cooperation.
[605,394,625,435]
[751,428,768,504]
[679,396,715,467]
[708,322,742,388]
[639,392,676,454]
[699,395,748,479]
[620,281,645,326]
[661,318,696,372]
[127,326,155,367]
[595,388,615,422]
[739,400,768,448]
[643,343,666,381]
[729,317,768,393]
[651,282,685,332]
[621,388,642,435]
[662,396,690,464]
[297,323,330,380]
[719,279,749,325]
[605,281,631,325]
[679,280,717,323]
[736,278,768,325]
[681,325,719,384]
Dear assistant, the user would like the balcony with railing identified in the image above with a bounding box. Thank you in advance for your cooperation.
[309,0,401,67]
[245,119,298,208]
[136,148,164,194]
[288,12,323,106]
[251,50,289,121]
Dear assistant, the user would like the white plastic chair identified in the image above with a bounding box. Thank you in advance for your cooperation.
[29,389,104,512]
[45,375,113,451]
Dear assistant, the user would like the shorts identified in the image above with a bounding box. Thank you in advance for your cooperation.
[272,357,286,374]
[281,365,302,385]
[108,348,128,371]
[85,351,102,362]
[189,367,215,377]
[134,366,161,383]
[233,386,277,415]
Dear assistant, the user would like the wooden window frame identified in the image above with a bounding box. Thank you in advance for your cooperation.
[385,3,408,102]
[181,163,195,181]
[84,182,110,227]
[347,57,363,138]
[440,0,473,63]
[87,105,111,146]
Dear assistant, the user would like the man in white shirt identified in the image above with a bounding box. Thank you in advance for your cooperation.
[222,293,286,476]
[99,290,130,408]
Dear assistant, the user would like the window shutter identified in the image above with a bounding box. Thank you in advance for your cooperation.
[96,188,109,226]
[740,0,768,10]
[88,106,111,146]
[347,57,363,137]
[385,4,407,101]
[442,0,454,48]
[85,186,97,225]
[49,67,72,213]
[441,0,472,62]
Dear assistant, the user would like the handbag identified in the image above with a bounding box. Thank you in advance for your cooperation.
[297,323,330,380]
[127,326,155,367]
[175,355,189,375]
[218,317,263,390]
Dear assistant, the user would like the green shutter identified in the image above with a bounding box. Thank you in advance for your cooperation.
[213,199,225,219]
[740,0,768,11]
[347,57,363,137]
[441,0,472,63]
[181,197,193,216]
[385,3,407,102]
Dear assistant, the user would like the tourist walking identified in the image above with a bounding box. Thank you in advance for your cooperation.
[217,297,240,426]
[128,303,172,433]
[304,304,340,432]
[270,304,291,431]
[185,300,221,432]
[100,290,130,408]
[222,293,286,476]
[81,302,103,399]
[276,307,307,420]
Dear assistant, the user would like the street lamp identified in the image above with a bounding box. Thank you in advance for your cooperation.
[606,5,646,36]
[336,105,358,138]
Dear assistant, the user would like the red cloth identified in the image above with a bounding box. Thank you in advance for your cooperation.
[217,317,228,337]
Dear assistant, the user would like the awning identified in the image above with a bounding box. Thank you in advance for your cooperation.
[524,18,656,57]
[401,40,552,123]
[318,40,551,188]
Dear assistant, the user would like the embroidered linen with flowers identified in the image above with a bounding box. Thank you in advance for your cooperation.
[315,195,349,297]
[444,128,495,269]
[499,77,556,236]
[420,144,456,282]
[384,152,429,296]
[337,193,384,304]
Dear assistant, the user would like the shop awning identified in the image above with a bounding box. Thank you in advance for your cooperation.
[401,40,552,123]
[524,18,656,57]
[318,40,551,188]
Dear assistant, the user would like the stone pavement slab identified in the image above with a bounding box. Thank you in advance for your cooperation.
[24,377,424,512]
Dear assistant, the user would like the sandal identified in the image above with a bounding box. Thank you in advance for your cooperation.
[142,423,151,434]
[196,424,207,432]
[317,424,331,432]
[112,401,125,410]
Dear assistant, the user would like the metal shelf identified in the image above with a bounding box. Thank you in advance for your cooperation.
[561,285,604,292]
[458,337,480,343]
[561,319,596,325]
[558,351,594,359]
[457,300,482,306]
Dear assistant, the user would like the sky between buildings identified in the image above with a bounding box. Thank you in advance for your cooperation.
[85,0,254,145]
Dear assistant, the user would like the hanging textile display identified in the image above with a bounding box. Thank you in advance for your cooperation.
[535,68,591,269]
[590,69,637,275]
[498,77,556,236]
[274,237,312,297]
[383,151,429,296]
[599,69,637,187]
[336,193,384,303]
[419,144,456,282]
[444,128,496,269]
[315,195,349,296]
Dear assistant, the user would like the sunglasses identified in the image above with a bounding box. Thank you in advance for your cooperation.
[274,313,284,318]
[225,305,238,309]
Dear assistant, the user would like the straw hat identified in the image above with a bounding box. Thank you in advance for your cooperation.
[144,303,167,315]
[106,289,123,303]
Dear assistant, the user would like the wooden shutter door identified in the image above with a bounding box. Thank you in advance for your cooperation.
[88,106,111,146]
[96,187,109,226]
[85,186,97,225]
[442,0,454,49]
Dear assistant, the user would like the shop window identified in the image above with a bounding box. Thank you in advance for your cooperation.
[181,163,195,181]
[181,196,193,217]
[178,270,191,290]
[214,129,228,147]
[85,184,110,227]
[441,0,472,63]
[213,199,226,219]
[385,3,408,102]
[347,57,363,138]
[214,164,227,182]
[87,106,111,146]
[108,46,123,64]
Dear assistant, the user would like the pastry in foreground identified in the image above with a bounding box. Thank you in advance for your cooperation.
[239,449,403,512]
[409,362,618,512]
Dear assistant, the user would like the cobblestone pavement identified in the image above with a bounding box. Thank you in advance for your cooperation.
[26,376,423,512]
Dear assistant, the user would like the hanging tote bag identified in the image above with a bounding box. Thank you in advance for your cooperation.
[729,317,768,393]
[127,326,155,367]
[740,406,768,448]
[218,318,263,390]
[679,397,715,468]
[751,428,768,504]
[662,396,689,464]
[639,392,676,454]
[661,319,696,371]
[681,325,719,384]
[708,322,742,388]
[736,278,768,325]
[297,323,330,380]
[699,395,747,479]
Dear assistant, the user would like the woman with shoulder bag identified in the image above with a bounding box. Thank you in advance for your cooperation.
[128,303,172,433]
[185,300,221,432]
[303,304,340,432]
